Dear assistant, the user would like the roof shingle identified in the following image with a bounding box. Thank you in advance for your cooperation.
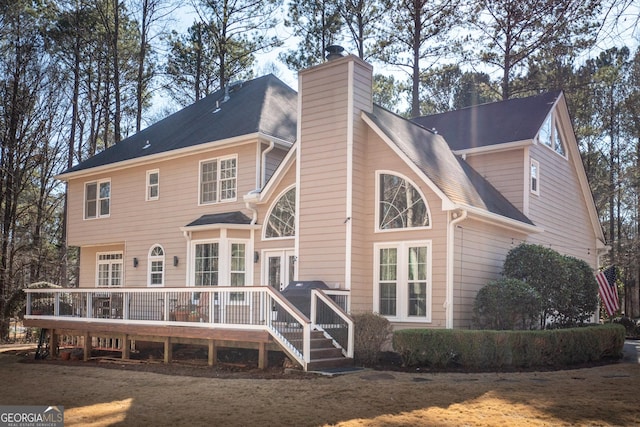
[412,91,561,151]
[64,74,297,174]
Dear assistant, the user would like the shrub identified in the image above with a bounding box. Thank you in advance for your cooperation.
[502,244,598,327]
[392,324,625,370]
[473,278,540,330]
[614,317,640,338]
[352,312,392,367]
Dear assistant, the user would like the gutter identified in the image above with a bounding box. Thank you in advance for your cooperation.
[445,209,467,329]
[261,139,276,188]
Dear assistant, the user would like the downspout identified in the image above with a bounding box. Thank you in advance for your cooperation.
[446,209,467,329]
[261,140,275,188]
[245,196,259,225]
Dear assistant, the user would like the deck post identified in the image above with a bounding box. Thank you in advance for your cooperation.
[164,337,172,363]
[122,334,130,359]
[208,340,216,366]
[258,342,268,369]
[83,331,91,361]
[49,329,58,358]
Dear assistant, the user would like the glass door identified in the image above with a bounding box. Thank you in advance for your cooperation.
[264,250,295,291]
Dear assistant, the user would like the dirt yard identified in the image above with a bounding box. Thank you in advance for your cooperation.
[0,346,639,427]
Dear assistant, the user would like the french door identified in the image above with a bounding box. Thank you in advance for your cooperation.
[263,250,296,291]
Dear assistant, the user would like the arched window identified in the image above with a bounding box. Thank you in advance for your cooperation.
[377,172,430,230]
[265,187,296,239]
[148,245,165,287]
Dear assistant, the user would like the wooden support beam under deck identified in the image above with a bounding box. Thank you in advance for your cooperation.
[49,330,58,358]
[164,337,172,364]
[208,340,216,366]
[83,331,90,361]
[122,334,130,360]
[258,342,267,369]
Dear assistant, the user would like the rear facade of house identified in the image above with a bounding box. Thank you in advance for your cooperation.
[25,52,606,368]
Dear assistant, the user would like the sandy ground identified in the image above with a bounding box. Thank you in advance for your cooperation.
[0,345,639,427]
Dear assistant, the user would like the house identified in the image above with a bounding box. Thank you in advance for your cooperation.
[24,50,606,370]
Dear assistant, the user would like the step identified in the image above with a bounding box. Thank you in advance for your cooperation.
[307,357,354,371]
[310,337,335,348]
[310,346,344,359]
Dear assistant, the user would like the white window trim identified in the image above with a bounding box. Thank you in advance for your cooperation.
[198,155,238,206]
[263,184,296,240]
[537,112,568,160]
[95,251,123,288]
[84,178,111,220]
[530,159,540,196]
[374,170,432,233]
[147,244,165,287]
[373,240,432,322]
[146,169,159,201]
[188,238,252,287]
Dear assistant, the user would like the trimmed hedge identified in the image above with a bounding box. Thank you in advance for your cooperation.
[392,324,625,370]
[473,278,541,330]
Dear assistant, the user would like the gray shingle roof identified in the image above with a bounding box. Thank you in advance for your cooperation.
[64,74,298,174]
[412,91,561,151]
[365,105,533,225]
[185,211,252,227]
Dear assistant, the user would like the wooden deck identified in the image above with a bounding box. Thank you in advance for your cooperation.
[24,318,278,368]
[23,286,354,371]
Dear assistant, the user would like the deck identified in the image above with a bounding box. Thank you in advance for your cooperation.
[23,286,354,371]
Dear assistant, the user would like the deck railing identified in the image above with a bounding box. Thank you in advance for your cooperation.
[24,286,351,370]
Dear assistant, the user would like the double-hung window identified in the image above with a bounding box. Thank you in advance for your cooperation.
[85,179,111,219]
[146,170,159,201]
[530,159,540,195]
[97,252,123,287]
[200,156,237,204]
[374,241,431,321]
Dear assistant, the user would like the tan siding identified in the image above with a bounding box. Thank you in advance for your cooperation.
[264,147,288,183]
[527,141,597,266]
[452,220,528,328]
[252,165,297,286]
[348,128,449,328]
[297,59,352,286]
[67,140,262,288]
[465,149,525,211]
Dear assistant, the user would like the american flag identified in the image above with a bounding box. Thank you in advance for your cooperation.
[596,266,619,316]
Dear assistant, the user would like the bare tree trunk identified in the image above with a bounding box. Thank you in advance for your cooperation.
[113,0,121,143]
[410,0,421,118]
[136,0,149,132]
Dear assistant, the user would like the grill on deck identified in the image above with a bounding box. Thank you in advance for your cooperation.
[280,281,329,317]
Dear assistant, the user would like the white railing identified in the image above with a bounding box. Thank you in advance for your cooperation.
[24,286,352,370]
[311,289,354,358]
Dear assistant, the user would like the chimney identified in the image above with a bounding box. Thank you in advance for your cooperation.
[296,49,373,289]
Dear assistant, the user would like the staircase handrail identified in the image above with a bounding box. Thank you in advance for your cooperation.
[310,289,354,358]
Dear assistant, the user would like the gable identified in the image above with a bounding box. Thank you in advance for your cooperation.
[362,105,534,228]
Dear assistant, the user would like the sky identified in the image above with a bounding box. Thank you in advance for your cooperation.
[148,2,639,123]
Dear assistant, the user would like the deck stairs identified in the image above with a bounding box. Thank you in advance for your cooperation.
[35,328,50,360]
[282,329,354,371]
